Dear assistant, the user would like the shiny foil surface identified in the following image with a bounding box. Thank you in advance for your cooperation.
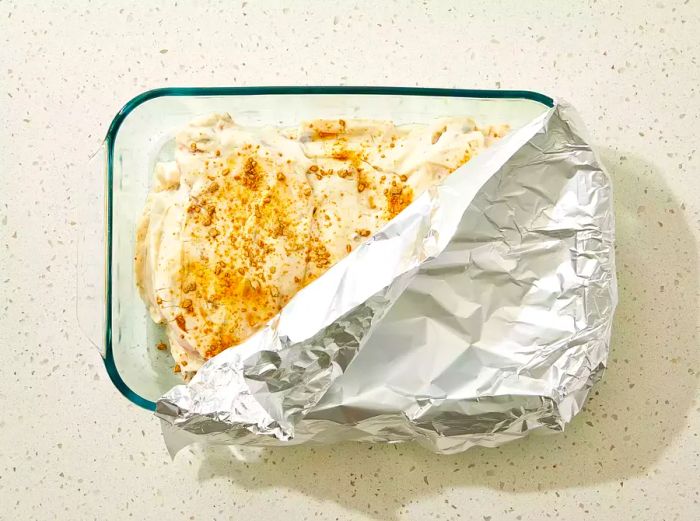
[156,101,617,455]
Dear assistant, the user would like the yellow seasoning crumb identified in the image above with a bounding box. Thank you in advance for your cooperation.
[174,314,187,332]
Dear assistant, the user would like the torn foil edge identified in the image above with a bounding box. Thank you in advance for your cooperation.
[156,101,617,456]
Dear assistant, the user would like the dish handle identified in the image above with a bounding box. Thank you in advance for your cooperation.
[76,144,107,357]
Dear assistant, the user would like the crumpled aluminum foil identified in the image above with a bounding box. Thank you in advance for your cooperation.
[156,101,617,456]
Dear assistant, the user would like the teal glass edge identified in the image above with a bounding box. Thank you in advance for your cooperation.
[102,86,555,411]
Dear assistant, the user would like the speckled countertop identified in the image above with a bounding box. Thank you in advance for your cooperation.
[1,1,698,520]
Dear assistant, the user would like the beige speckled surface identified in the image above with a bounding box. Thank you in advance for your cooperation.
[1,1,698,520]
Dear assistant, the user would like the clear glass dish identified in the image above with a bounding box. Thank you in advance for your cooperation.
[78,87,553,410]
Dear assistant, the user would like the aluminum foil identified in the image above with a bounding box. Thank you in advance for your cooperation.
[156,101,617,455]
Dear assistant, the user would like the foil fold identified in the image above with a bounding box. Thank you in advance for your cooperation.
[156,101,617,455]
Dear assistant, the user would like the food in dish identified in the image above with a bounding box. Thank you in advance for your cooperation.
[135,113,508,378]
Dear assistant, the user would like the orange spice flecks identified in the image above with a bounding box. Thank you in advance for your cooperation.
[174,314,187,332]
[457,150,472,168]
[356,167,372,194]
[331,149,351,161]
[240,157,263,191]
[310,119,347,139]
[307,240,331,270]
[431,126,447,145]
[385,182,414,219]
[159,117,503,367]
[179,150,314,361]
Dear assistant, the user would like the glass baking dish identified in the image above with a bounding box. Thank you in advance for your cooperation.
[78,86,554,411]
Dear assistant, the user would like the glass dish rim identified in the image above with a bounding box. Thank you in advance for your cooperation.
[102,86,555,411]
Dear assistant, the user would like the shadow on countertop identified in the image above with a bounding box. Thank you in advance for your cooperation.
[188,149,698,520]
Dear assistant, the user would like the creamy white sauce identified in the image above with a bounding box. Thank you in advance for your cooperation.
[135,113,507,378]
